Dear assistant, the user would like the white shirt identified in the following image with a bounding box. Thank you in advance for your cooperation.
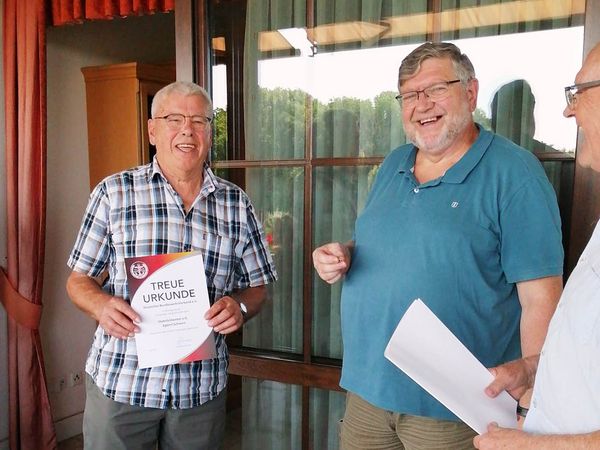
[524,221,600,434]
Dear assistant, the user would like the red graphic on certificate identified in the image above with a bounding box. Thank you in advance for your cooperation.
[125,251,216,369]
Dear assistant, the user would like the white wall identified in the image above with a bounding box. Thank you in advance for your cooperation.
[0,0,9,446]
[43,13,175,441]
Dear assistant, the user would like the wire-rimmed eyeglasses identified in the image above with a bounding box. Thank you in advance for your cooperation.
[153,113,213,131]
[564,80,600,108]
[396,79,462,106]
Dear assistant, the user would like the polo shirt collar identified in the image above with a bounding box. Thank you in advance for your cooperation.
[397,124,493,185]
[397,146,418,175]
[443,125,492,184]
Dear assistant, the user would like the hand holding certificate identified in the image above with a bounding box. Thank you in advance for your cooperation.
[126,251,216,369]
[384,299,517,434]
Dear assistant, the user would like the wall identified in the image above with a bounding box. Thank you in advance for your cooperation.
[43,12,175,441]
[0,0,8,446]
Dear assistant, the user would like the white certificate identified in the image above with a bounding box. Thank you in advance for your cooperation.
[126,251,216,369]
[384,299,517,434]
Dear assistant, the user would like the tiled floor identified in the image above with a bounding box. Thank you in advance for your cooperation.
[57,434,83,450]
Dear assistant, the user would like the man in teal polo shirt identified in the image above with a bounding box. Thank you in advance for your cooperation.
[313,42,564,449]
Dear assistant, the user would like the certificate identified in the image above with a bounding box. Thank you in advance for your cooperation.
[125,251,216,369]
[384,299,517,434]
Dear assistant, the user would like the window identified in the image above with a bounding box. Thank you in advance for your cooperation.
[206,1,584,447]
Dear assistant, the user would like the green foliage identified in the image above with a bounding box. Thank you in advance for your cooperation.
[216,87,544,162]
[473,107,491,131]
[212,107,227,163]
[256,87,307,160]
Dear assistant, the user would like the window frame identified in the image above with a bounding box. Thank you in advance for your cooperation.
[175,1,600,447]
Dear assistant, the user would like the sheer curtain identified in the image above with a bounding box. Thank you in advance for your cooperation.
[243,0,306,356]
[241,2,306,448]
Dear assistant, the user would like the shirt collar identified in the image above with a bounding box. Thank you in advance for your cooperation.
[396,124,493,185]
[397,146,418,174]
[149,157,219,197]
[442,125,492,184]
[149,156,162,181]
[200,163,219,197]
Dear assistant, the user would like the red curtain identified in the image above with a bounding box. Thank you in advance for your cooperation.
[51,0,175,26]
[2,0,57,448]
[1,1,176,448]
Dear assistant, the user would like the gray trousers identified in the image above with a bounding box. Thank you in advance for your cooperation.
[83,376,226,450]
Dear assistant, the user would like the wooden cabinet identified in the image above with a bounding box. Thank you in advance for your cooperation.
[81,62,175,189]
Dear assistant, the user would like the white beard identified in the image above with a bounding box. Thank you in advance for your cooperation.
[406,105,473,154]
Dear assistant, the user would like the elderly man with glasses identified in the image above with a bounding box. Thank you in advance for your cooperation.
[313,42,564,449]
[66,81,277,449]
[475,43,600,450]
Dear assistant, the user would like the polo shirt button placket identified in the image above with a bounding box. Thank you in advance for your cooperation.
[413,187,420,193]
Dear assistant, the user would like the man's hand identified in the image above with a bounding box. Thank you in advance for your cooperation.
[96,296,140,340]
[474,423,533,449]
[484,355,539,400]
[205,286,267,334]
[312,241,352,284]
[67,270,140,340]
[205,296,244,334]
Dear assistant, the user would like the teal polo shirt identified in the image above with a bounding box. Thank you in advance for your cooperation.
[339,127,563,420]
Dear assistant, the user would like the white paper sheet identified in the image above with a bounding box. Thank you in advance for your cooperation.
[127,252,215,369]
[384,299,517,434]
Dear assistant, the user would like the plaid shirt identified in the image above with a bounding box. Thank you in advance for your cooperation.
[68,159,277,409]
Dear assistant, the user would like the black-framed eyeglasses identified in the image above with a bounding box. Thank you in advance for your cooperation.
[564,79,600,108]
[153,113,213,131]
[396,79,462,106]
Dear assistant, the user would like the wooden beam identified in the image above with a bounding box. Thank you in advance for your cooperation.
[228,352,343,392]
[175,0,195,82]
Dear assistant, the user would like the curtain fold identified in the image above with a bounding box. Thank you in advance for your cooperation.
[3,0,57,448]
[50,0,175,26]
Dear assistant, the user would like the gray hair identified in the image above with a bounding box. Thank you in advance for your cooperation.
[151,81,213,118]
[398,42,476,87]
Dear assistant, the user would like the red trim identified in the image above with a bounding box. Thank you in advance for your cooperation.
[51,0,175,26]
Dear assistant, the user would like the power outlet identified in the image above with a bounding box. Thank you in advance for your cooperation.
[68,371,84,387]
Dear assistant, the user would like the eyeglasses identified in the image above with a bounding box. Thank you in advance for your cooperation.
[153,113,213,131]
[396,80,462,106]
[564,79,600,108]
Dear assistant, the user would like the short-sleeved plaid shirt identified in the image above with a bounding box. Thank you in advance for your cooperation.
[68,159,277,409]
